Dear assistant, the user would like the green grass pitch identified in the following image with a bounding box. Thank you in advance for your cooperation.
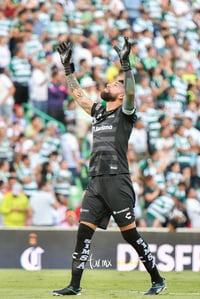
[1,269,200,298]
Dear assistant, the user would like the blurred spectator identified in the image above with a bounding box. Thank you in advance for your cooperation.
[0,120,13,162]
[143,0,162,23]
[12,8,30,43]
[38,161,55,185]
[75,76,98,147]
[29,179,59,226]
[171,181,188,227]
[48,150,60,175]
[105,55,121,83]
[61,126,82,184]
[141,46,159,75]
[174,125,197,169]
[76,58,92,83]
[190,92,200,119]
[6,171,17,193]
[171,0,191,31]
[74,43,93,72]
[0,7,13,41]
[80,76,98,102]
[181,166,193,189]
[64,99,76,131]
[43,10,69,49]
[47,70,69,123]
[123,0,141,25]
[154,126,176,166]
[54,159,72,198]
[132,5,154,34]
[165,162,183,195]
[0,33,11,69]
[139,149,167,189]
[9,42,32,105]
[7,121,24,148]
[176,39,196,70]
[170,67,188,111]
[39,121,61,162]
[23,20,44,64]
[161,0,178,36]
[185,187,200,228]
[16,154,38,198]
[150,66,169,102]
[31,6,46,39]
[30,59,49,113]
[186,83,199,105]
[129,117,148,161]
[142,174,162,226]
[54,193,69,226]
[0,159,10,183]
[127,145,141,179]
[183,114,200,146]
[13,133,33,165]
[37,1,51,31]
[64,209,78,228]
[146,191,174,227]
[129,41,143,80]
[136,76,154,107]
[0,66,15,124]
[165,86,183,118]
[12,104,27,132]
[25,114,44,141]
[27,139,43,167]
[0,182,30,227]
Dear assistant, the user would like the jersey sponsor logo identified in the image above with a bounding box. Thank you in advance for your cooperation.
[80,208,89,213]
[93,125,113,132]
[113,207,129,215]
[110,165,118,170]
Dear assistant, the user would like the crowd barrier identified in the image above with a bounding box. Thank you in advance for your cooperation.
[0,227,199,271]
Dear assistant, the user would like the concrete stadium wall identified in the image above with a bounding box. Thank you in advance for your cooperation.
[0,228,199,271]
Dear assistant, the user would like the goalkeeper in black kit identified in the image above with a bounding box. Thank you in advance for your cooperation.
[53,37,166,296]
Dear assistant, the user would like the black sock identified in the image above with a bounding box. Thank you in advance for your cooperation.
[70,223,95,288]
[121,228,163,283]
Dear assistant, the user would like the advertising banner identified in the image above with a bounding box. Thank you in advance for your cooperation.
[0,228,199,271]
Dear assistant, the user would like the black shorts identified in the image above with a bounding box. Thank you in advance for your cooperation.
[79,174,136,229]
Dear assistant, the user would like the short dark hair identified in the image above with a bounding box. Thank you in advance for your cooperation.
[38,179,47,190]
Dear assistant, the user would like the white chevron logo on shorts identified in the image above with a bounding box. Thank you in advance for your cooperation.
[125,212,131,219]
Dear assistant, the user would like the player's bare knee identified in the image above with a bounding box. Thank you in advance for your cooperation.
[119,221,136,232]
[80,221,97,231]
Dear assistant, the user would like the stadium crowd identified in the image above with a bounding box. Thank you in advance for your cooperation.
[0,0,200,230]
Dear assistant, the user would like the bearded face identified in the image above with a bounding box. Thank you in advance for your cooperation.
[100,90,116,102]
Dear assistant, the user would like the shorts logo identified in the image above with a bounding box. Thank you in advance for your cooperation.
[113,208,129,215]
[125,212,131,220]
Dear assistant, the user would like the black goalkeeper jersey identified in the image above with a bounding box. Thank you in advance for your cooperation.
[89,103,136,177]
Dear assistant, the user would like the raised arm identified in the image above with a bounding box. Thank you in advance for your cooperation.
[114,37,136,112]
[57,42,93,115]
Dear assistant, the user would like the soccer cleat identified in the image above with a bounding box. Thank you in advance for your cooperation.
[144,278,166,295]
[52,285,81,296]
